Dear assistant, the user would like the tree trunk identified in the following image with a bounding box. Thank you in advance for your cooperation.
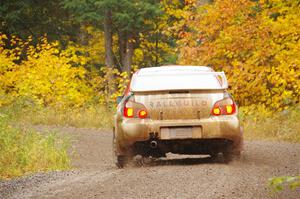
[118,32,134,74]
[104,9,114,67]
[123,36,134,74]
[104,9,116,97]
[118,31,126,69]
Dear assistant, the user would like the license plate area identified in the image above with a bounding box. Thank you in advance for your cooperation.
[160,126,202,139]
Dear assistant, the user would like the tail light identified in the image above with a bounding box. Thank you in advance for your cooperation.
[211,97,236,116]
[123,101,148,119]
[138,110,147,118]
[124,107,134,118]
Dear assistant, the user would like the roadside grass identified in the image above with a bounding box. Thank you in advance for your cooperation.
[1,103,114,129]
[241,106,300,143]
[0,115,70,179]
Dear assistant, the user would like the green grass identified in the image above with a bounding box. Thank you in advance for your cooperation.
[0,115,70,179]
[0,101,112,179]
[241,106,300,143]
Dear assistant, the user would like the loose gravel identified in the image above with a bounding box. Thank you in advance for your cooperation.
[0,126,299,199]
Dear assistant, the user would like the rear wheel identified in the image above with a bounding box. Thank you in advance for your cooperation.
[115,155,128,168]
[113,131,128,168]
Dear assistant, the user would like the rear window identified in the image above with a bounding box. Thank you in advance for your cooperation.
[130,70,228,92]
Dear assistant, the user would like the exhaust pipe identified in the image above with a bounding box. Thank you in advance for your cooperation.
[150,140,158,148]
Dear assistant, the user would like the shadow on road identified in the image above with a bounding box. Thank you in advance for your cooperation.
[154,157,215,165]
[140,156,227,167]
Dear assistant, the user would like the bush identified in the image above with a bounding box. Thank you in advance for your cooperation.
[241,106,300,142]
[0,114,70,179]
[0,33,129,108]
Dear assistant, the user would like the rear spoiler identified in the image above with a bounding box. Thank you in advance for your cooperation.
[130,71,228,92]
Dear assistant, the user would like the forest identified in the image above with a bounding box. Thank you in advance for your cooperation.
[0,0,299,189]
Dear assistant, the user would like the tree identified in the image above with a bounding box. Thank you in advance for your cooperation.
[0,0,78,43]
[63,0,162,73]
[133,0,188,68]
[177,0,300,111]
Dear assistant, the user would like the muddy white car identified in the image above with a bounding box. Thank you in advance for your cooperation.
[113,66,243,167]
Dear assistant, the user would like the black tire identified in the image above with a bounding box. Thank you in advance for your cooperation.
[113,131,127,168]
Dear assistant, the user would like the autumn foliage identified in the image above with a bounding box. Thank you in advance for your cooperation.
[0,34,128,108]
[178,0,300,113]
[0,0,299,115]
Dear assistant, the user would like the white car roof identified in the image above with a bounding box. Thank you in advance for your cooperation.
[130,65,228,92]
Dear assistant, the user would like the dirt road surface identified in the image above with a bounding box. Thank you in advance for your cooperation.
[1,126,299,199]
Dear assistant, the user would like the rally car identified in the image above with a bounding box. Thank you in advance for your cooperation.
[113,65,243,167]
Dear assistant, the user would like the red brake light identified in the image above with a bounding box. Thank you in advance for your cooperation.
[138,110,147,118]
[212,98,236,116]
[123,100,148,118]
[124,107,134,118]
[212,107,221,116]
[225,105,234,114]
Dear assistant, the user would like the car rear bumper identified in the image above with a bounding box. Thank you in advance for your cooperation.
[118,116,242,148]
[134,138,235,156]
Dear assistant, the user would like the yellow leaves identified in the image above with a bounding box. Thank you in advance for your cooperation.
[0,34,119,108]
[70,26,106,66]
[0,34,8,40]
[178,0,300,113]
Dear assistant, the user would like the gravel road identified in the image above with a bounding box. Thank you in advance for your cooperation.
[0,126,299,199]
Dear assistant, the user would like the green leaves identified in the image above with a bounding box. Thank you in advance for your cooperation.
[269,176,300,192]
[0,0,78,41]
[62,0,106,22]
[62,0,162,33]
